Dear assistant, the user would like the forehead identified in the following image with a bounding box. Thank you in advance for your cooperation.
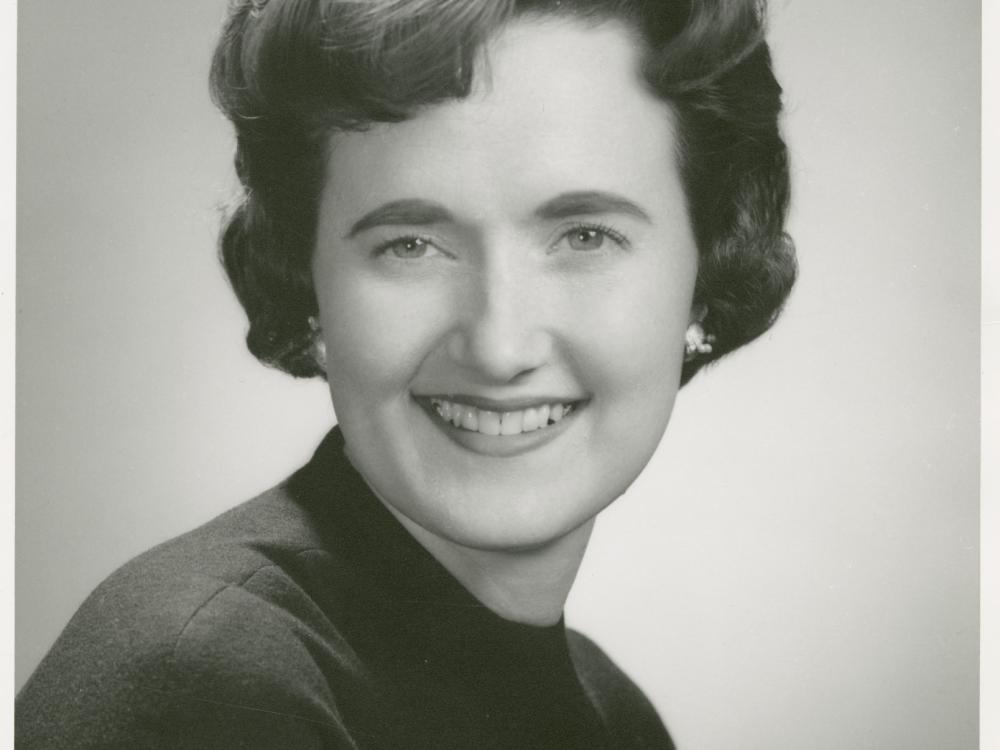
[323,16,679,221]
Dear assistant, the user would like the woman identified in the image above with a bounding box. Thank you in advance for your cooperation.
[16,0,795,747]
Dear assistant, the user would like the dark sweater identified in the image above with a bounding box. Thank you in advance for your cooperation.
[17,428,674,749]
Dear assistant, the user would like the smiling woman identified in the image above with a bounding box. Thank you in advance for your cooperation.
[313,19,702,581]
[16,1,795,748]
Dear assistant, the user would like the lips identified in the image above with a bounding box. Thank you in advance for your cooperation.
[426,397,577,436]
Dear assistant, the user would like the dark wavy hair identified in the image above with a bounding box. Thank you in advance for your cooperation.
[210,0,796,385]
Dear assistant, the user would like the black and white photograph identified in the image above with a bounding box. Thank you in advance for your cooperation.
[14,1,982,748]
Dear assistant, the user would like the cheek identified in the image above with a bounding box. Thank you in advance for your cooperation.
[316,274,445,400]
[573,267,693,394]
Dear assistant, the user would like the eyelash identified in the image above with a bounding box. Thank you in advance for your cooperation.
[554,222,629,252]
[372,235,445,260]
[370,222,630,260]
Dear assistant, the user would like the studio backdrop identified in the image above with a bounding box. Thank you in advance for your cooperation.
[17,1,979,749]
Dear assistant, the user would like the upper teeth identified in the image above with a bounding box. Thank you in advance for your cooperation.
[429,398,574,436]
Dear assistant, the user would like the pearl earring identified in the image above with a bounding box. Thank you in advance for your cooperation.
[308,316,327,370]
[684,323,715,360]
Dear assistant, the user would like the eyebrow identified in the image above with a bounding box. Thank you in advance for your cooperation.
[344,190,651,239]
[534,191,652,224]
[345,200,453,239]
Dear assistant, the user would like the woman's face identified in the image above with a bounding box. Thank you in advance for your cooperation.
[313,16,698,551]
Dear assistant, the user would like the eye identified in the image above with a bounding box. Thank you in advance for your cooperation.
[567,228,605,251]
[554,224,629,253]
[375,236,443,260]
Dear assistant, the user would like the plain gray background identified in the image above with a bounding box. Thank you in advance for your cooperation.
[16,1,980,748]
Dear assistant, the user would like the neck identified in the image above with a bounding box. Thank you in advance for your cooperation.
[392,512,595,627]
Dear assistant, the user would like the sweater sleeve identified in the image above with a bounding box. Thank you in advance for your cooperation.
[16,561,359,750]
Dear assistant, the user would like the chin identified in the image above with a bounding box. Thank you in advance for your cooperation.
[370,452,642,553]
[426,488,607,553]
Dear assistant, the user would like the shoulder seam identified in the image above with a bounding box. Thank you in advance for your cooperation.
[169,545,332,660]
[170,580,234,661]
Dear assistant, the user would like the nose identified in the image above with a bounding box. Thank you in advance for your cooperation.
[446,256,553,383]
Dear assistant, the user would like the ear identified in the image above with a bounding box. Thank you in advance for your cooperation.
[689,302,708,326]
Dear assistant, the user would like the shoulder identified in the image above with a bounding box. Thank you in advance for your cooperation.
[567,629,676,750]
[47,479,340,670]
[16,483,358,749]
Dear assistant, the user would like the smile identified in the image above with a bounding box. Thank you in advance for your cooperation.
[427,397,577,436]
